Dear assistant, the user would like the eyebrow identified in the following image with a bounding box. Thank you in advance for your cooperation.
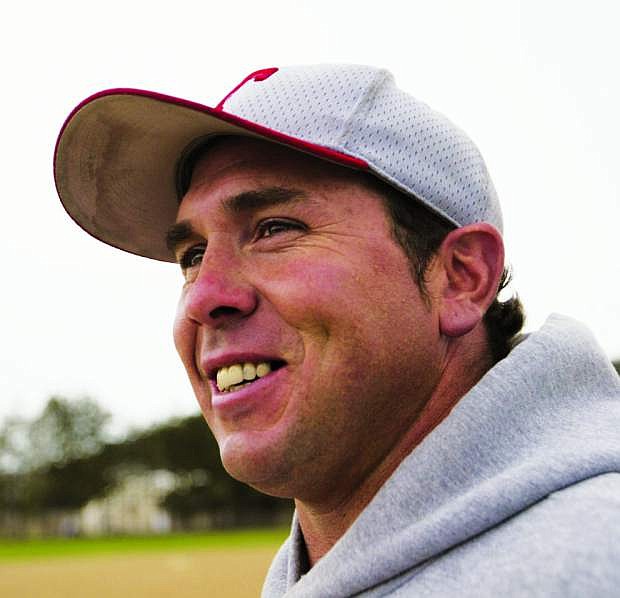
[165,221,195,254]
[224,187,308,214]
[165,187,309,254]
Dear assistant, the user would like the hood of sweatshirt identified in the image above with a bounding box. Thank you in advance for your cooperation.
[262,315,620,597]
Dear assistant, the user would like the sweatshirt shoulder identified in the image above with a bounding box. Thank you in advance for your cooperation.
[470,473,620,579]
[384,474,620,598]
[538,472,620,543]
[481,473,620,594]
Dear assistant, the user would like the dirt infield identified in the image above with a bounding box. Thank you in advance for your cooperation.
[0,545,279,597]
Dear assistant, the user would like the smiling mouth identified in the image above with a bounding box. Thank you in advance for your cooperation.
[215,360,286,393]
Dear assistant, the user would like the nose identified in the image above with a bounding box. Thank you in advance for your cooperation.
[182,250,258,328]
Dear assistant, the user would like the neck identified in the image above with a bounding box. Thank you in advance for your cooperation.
[295,423,420,566]
[296,329,493,567]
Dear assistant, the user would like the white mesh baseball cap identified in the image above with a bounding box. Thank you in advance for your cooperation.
[54,64,502,262]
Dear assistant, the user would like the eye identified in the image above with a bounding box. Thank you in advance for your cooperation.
[179,244,206,272]
[255,218,306,239]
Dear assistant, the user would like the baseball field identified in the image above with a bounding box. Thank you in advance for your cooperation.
[0,528,288,597]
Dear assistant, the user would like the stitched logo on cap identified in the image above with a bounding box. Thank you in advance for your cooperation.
[215,67,279,111]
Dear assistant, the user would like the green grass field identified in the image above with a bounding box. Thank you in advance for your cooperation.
[0,529,289,597]
[0,527,288,560]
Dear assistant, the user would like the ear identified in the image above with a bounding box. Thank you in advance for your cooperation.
[435,223,504,338]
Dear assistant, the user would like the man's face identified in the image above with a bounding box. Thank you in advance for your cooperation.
[172,137,445,501]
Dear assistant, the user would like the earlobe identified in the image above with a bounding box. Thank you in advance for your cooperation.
[437,224,504,338]
[440,303,483,338]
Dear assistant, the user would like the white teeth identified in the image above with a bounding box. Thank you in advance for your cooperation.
[216,361,273,392]
[256,363,271,378]
[228,364,243,386]
[242,362,256,380]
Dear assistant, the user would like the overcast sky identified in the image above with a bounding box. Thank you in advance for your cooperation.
[1,0,618,434]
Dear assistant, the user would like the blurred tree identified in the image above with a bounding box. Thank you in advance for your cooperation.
[0,396,110,473]
[26,396,110,469]
[0,416,29,472]
[0,406,291,525]
[0,397,112,513]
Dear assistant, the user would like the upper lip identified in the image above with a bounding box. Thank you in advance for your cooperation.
[201,352,285,380]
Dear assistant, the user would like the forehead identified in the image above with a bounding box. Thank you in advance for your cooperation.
[183,136,370,205]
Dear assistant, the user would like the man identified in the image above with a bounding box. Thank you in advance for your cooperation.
[55,64,620,596]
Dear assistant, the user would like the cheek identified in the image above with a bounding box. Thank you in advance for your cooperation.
[173,303,215,419]
[273,277,348,360]
[258,258,350,322]
[257,259,386,379]
[172,295,197,372]
[262,251,410,333]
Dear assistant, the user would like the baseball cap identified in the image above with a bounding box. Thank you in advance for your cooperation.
[54,64,502,262]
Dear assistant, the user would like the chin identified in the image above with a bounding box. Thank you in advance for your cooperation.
[218,430,297,498]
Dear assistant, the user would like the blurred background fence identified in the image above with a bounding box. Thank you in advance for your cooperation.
[0,396,292,539]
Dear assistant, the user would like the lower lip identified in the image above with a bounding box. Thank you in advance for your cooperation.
[210,366,288,418]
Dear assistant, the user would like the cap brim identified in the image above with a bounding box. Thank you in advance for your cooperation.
[54,89,367,262]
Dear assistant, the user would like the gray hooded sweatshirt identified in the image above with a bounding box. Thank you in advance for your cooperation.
[262,315,620,597]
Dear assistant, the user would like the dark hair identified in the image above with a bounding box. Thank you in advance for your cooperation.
[366,175,525,363]
[176,136,214,200]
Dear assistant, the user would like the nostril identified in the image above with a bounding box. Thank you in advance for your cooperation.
[209,305,241,320]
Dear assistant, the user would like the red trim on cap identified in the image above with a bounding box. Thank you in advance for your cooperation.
[215,108,369,169]
[215,67,279,111]
[54,87,369,185]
